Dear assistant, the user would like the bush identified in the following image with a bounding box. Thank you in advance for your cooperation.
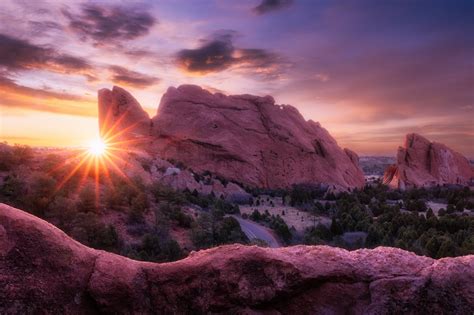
[25,172,56,216]
[191,213,247,249]
[77,184,98,213]
[269,215,292,243]
[305,224,333,244]
[69,213,120,252]
[135,231,183,262]
[0,174,25,204]
[127,193,150,223]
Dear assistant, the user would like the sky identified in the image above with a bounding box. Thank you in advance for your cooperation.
[0,0,473,156]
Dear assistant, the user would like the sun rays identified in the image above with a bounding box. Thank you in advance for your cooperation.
[48,107,151,208]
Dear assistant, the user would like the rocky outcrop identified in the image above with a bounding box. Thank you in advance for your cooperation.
[98,85,365,189]
[383,133,474,189]
[1,203,473,314]
[98,86,151,139]
[149,160,252,203]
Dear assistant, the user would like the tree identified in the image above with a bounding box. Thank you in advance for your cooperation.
[425,236,440,258]
[0,147,14,171]
[216,217,247,244]
[437,238,456,258]
[12,144,33,164]
[250,209,262,221]
[138,231,183,262]
[269,215,292,243]
[128,192,149,223]
[455,201,465,212]
[25,172,56,216]
[77,184,97,213]
[305,224,333,243]
[192,213,214,249]
[330,218,343,235]
[426,208,435,219]
[0,174,25,204]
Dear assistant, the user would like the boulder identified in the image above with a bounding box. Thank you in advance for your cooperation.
[383,133,474,189]
[0,203,473,314]
[98,85,365,189]
[149,160,251,202]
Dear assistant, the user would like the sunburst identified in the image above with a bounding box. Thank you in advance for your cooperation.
[88,138,107,156]
[49,106,151,208]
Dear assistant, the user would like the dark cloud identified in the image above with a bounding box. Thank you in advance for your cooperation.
[27,21,62,37]
[0,75,96,117]
[63,4,156,45]
[109,66,160,88]
[253,0,293,15]
[176,31,288,79]
[0,33,95,78]
[176,32,234,74]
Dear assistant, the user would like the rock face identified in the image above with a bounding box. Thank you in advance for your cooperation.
[1,203,473,314]
[98,85,365,189]
[98,86,151,139]
[383,133,474,189]
[150,161,252,203]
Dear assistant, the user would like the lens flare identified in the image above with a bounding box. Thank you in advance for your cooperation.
[88,138,107,156]
[51,105,150,207]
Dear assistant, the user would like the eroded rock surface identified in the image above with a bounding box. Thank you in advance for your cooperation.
[383,133,474,189]
[98,86,151,139]
[1,203,473,314]
[98,85,365,189]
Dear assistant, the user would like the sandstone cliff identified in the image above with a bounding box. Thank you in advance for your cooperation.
[98,86,151,139]
[383,133,474,189]
[1,203,473,314]
[98,85,365,189]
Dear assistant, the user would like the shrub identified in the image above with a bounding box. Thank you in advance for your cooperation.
[77,184,98,213]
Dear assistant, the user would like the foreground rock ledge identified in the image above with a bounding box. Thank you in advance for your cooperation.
[0,204,473,314]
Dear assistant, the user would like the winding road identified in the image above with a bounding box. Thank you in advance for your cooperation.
[231,215,280,248]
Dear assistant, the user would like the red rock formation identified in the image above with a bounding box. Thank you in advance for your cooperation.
[1,203,473,313]
[98,85,365,189]
[98,86,151,139]
[383,133,474,189]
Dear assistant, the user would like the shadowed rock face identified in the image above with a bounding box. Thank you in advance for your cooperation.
[1,203,473,314]
[98,86,151,139]
[383,133,474,189]
[98,85,364,189]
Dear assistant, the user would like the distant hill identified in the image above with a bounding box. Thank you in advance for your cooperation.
[359,156,395,176]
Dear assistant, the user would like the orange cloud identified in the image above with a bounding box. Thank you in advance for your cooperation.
[0,76,96,117]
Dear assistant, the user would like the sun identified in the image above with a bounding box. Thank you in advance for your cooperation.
[88,138,107,156]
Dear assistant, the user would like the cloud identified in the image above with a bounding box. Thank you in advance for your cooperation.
[0,33,96,79]
[27,21,62,37]
[0,75,96,117]
[176,31,235,74]
[109,66,160,88]
[176,31,288,79]
[63,4,156,45]
[253,0,294,15]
